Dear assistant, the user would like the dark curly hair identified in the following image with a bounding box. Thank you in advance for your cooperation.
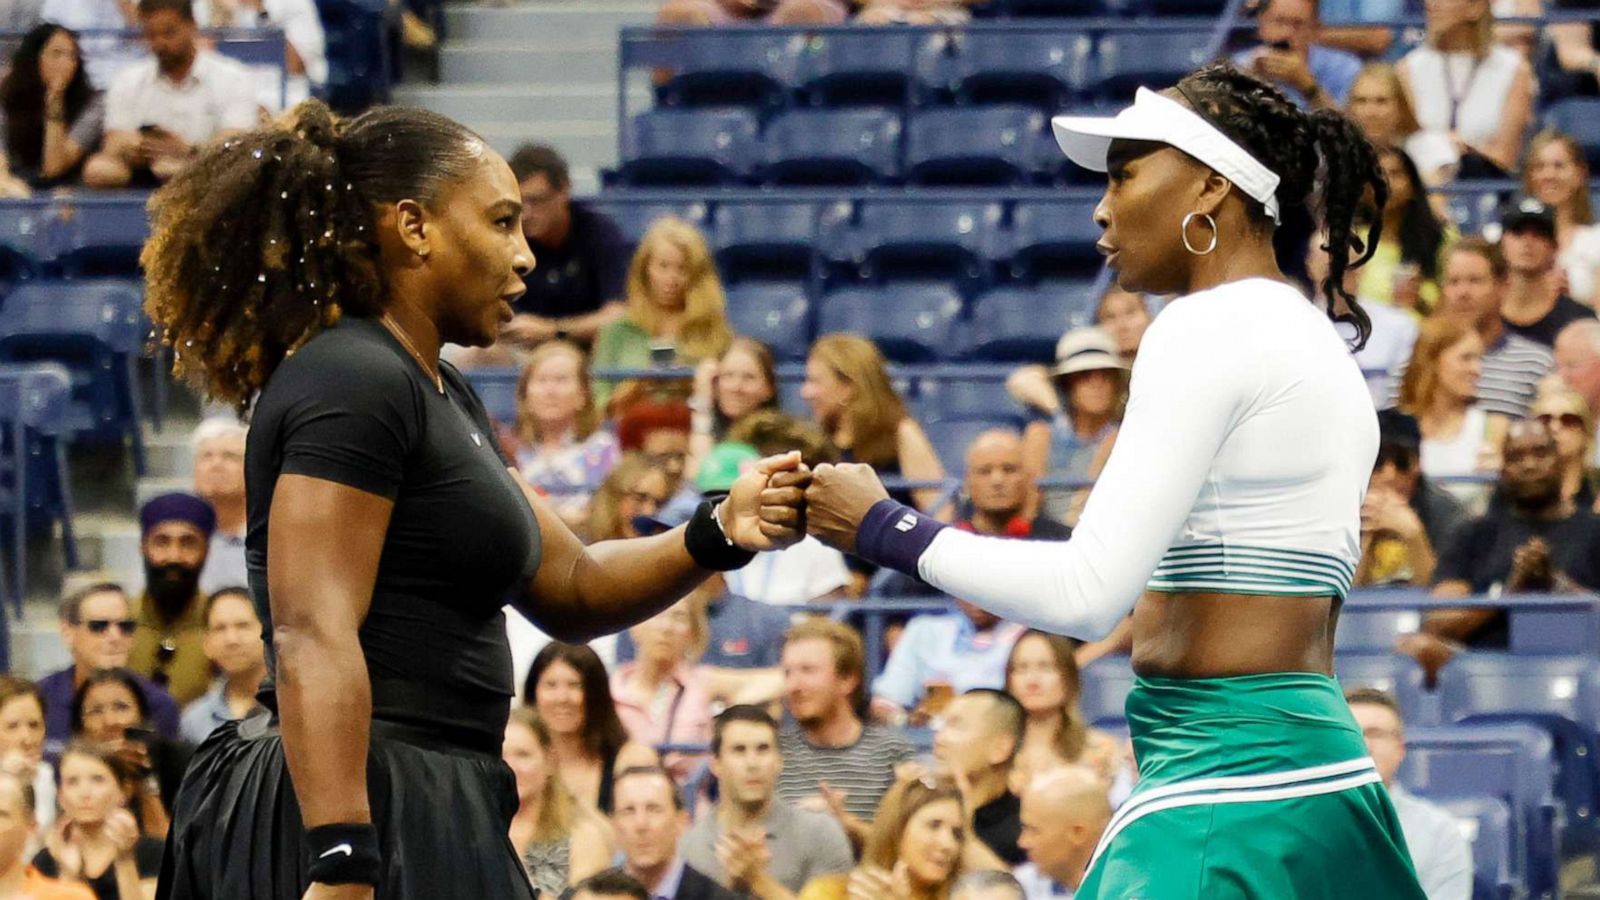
[142,100,489,409]
[0,24,94,179]
[1378,146,1446,284]
[1176,63,1387,349]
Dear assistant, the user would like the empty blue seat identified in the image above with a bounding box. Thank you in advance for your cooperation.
[1442,189,1507,238]
[905,106,1045,187]
[584,197,711,249]
[1438,796,1518,900]
[1402,723,1560,897]
[924,379,1025,423]
[0,362,74,611]
[818,283,964,363]
[950,30,1092,108]
[620,109,758,186]
[966,282,1100,362]
[924,416,1019,472]
[318,0,392,113]
[987,0,1107,19]
[1094,31,1215,100]
[757,108,902,186]
[1079,654,1134,727]
[1108,0,1226,14]
[1436,654,1600,838]
[712,200,834,283]
[1008,199,1104,281]
[822,200,1004,295]
[1333,653,1434,724]
[463,367,520,427]
[1335,605,1423,653]
[724,283,813,362]
[0,280,146,474]
[0,199,52,284]
[55,197,150,277]
[1544,98,1600,170]
[655,30,800,111]
[794,30,917,107]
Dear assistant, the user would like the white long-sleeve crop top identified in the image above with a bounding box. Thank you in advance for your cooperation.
[914,278,1379,641]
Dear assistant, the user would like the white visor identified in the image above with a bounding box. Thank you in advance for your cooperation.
[1051,87,1282,225]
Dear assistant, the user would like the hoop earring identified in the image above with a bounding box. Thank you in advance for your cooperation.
[1181,212,1218,256]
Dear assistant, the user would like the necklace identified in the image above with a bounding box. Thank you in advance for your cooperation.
[379,312,444,395]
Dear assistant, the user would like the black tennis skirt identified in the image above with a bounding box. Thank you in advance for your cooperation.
[156,711,538,900]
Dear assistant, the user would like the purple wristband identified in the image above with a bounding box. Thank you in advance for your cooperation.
[855,499,946,577]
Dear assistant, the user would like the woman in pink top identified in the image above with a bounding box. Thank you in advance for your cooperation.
[609,599,714,782]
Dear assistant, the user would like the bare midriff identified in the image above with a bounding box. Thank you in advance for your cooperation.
[1130,591,1339,678]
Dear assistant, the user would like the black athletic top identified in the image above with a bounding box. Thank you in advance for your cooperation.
[246,316,543,754]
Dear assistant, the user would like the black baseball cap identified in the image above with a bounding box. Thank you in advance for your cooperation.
[1498,195,1557,238]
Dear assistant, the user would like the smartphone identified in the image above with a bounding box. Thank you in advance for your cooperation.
[649,344,675,367]
[124,726,159,743]
[1267,39,1292,51]
[138,124,159,135]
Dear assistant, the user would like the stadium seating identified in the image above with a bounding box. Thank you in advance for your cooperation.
[712,200,835,284]
[655,30,800,111]
[55,197,150,278]
[820,199,1004,295]
[317,0,394,114]
[966,281,1100,361]
[1006,198,1105,280]
[920,29,1091,109]
[1334,606,1424,653]
[723,283,814,362]
[905,106,1047,187]
[0,199,52,286]
[817,282,965,363]
[987,0,1108,15]
[0,363,74,611]
[794,30,919,108]
[463,367,519,427]
[585,196,710,249]
[620,109,759,186]
[0,281,148,475]
[756,108,904,186]
[1334,653,1434,723]
[1092,30,1215,99]
[1545,98,1600,170]
[1078,654,1135,727]
[1440,796,1518,900]
[922,378,1026,424]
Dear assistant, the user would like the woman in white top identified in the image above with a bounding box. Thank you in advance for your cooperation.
[1524,130,1600,305]
[1399,316,1506,485]
[1397,0,1534,182]
[804,63,1426,898]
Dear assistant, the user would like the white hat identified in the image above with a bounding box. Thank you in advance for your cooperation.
[1052,327,1127,377]
[1051,87,1282,225]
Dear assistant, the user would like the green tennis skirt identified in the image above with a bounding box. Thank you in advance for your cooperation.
[1075,672,1428,899]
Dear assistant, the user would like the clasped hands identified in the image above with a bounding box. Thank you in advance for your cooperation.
[720,455,896,554]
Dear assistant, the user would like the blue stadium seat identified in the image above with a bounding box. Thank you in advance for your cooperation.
[757,108,903,186]
[0,281,147,474]
[0,362,73,611]
[818,283,964,364]
[1334,606,1423,653]
[924,416,1018,472]
[1544,98,1600,170]
[0,199,52,284]
[1094,31,1215,100]
[1109,0,1227,14]
[463,367,519,427]
[923,379,1026,424]
[1436,654,1600,840]
[966,281,1100,362]
[1078,654,1134,727]
[905,106,1046,187]
[55,197,150,277]
[987,0,1107,18]
[794,30,917,107]
[318,0,392,113]
[655,30,800,111]
[1402,724,1560,897]
[821,200,1004,295]
[620,109,758,186]
[1333,653,1435,724]
[584,197,711,249]
[1443,188,1508,238]
[948,30,1092,108]
[724,283,813,362]
[1007,199,1104,281]
[712,200,835,283]
[1438,796,1517,900]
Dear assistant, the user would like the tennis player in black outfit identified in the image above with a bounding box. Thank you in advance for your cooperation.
[141,101,811,900]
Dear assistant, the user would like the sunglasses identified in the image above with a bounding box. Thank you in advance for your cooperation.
[1536,413,1586,430]
[83,619,137,636]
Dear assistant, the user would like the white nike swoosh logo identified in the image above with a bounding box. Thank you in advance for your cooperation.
[319,843,353,859]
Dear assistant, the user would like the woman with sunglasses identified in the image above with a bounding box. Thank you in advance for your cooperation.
[806,62,1426,898]
[1532,383,1599,510]
[69,670,193,839]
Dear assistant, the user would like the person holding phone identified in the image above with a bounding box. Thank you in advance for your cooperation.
[69,670,193,838]
[1230,0,1362,111]
[34,742,163,900]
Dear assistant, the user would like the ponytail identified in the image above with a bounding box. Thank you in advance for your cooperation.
[142,100,488,409]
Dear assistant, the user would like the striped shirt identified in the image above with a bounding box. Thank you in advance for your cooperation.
[1384,331,1553,419]
[776,722,917,820]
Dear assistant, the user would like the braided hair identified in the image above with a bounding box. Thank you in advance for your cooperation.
[1175,63,1387,349]
[141,101,489,409]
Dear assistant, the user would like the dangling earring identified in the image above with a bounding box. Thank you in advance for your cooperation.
[1181,212,1218,256]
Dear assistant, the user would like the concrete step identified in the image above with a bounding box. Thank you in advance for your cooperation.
[144,430,195,482]
[71,513,143,583]
[444,1,655,44]
[474,119,616,167]
[391,82,635,125]
[440,40,617,85]
[135,476,193,510]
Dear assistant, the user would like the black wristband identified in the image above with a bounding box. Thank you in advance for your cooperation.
[685,500,756,571]
[306,823,381,886]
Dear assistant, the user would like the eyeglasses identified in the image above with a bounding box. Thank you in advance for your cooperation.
[1536,413,1586,430]
[83,619,137,636]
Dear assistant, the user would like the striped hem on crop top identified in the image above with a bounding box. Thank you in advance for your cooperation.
[1147,542,1355,598]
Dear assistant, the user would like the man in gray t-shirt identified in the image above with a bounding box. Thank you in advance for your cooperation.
[682,706,853,898]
